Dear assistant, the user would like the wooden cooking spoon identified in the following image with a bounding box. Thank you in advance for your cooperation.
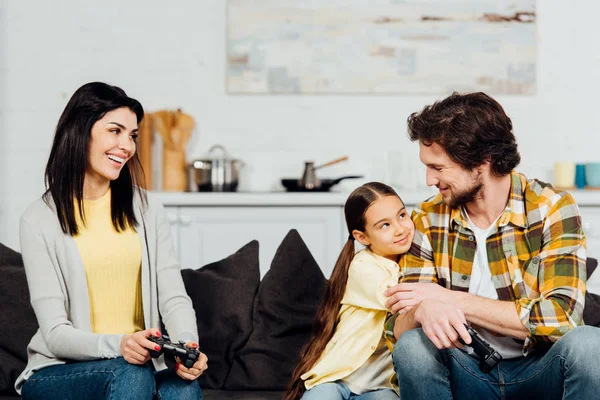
[315,155,349,169]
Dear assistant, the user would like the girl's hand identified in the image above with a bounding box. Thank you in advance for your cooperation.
[175,342,208,381]
[384,283,459,314]
[120,328,162,365]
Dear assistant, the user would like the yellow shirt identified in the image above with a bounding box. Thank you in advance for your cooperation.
[301,249,400,392]
[73,189,144,334]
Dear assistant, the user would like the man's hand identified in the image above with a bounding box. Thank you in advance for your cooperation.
[385,282,459,314]
[175,342,209,381]
[120,328,162,365]
[411,299,471,349]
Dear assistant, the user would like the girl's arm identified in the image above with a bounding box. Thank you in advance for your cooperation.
[342,257,398,310]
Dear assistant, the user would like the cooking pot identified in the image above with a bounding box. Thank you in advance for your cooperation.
[190,145,243,192]
[281,175,364,192]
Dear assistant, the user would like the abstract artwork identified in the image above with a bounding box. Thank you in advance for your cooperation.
[227,0,536,94]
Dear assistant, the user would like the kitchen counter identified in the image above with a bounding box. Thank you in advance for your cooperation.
[153,188,600,282]
[151,188,600,207]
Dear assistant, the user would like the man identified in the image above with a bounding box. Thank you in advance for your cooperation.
[384,92,600,399]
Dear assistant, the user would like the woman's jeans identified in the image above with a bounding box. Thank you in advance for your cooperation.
[301,381,398,400]
[392,326,600,400]
[21,357,202,400]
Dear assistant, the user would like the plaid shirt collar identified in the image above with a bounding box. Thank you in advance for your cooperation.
[449,170,528,231]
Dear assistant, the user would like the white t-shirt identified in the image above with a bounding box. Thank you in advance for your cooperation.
[464,210,523,359]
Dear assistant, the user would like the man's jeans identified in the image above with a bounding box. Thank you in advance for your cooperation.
[301,381,398,400]
[21,357,202,400]
[392,326,600,400]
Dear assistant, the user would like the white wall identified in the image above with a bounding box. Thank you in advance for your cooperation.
[1,1,600,250]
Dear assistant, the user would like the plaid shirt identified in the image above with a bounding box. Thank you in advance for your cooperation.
[385,171,587,353]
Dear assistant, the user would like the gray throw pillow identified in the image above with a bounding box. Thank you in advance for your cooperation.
[223,229,327,391]
[0,347,24,395]
[0,243,22,268]
[0,244,36,395]
[584,257,600,327]
[181,240,260,390]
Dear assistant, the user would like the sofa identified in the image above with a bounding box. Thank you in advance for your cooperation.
[2,233,600,400]
[0,230,327,400]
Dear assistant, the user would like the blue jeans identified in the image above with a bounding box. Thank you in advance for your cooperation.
[301,381,398,400]
[392,326,600,400]
[21,357,202,400]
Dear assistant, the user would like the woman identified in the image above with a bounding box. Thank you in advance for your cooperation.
[15,82,208,400]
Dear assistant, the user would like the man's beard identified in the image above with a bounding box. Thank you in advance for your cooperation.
[447,174,484,208]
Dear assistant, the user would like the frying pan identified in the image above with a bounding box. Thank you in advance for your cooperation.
[281,175,364,192]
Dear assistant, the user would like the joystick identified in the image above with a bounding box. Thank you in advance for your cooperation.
[148,335,200,368]
[458,324,502,373]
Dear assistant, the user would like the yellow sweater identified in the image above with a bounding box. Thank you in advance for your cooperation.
[301,249,400,392]
[73,189,144,334]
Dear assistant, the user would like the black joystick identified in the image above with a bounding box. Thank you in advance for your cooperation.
[148,335,200,368]
[458,324,502,373]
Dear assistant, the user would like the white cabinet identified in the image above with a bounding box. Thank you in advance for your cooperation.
[164,206,180,256]
[154,191,430,279]
[155,190,600,286]
[170,205,345,278]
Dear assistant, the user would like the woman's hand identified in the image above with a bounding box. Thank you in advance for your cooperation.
[120,328,162,365]
[175,342,208,381]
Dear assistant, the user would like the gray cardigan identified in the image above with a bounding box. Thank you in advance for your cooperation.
[15,191,198,393]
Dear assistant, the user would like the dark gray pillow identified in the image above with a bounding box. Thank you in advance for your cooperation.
[584,292,600,327]
[0,245,36,395]
[0,266,37,362]
[0,347,24,395]
[0,243,22,268]
[586,257,598,280]
[223,229,326,391]
[181,241,260,390]
[584,257,600,327]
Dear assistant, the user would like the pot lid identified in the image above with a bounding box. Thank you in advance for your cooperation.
[192,144,244,167]
[206,144,230,160]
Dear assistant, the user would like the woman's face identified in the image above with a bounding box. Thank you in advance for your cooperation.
[86,107,139,185]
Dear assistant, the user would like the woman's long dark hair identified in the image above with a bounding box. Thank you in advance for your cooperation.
[286,182,400,400]
[43,82,146,235]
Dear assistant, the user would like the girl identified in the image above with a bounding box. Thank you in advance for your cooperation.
[16,82,208,400]
[286,182,414,400]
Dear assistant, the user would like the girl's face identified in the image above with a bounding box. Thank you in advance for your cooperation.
[86,107,139,186]
[353,195,415,262]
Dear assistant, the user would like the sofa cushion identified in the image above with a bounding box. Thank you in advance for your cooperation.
[584,291,600,327]
[584,257,600,327]
[0,243,22,268]
[0,243,37,396]
[587,257,598,280]
[0,266,38,363]
[181,240,260,390]
[202,390,285,400]
[0,348,24,396]
[224,229,327,391]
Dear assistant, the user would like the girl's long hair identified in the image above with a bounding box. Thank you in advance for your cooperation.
[285,182,399,400]
[43,82,146,235]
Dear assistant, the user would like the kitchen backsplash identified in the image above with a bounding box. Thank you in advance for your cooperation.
[185,148,554,193]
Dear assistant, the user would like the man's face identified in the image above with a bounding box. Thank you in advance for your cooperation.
[419,142,483,208]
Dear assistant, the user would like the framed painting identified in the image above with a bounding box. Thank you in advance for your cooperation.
[227,0,536,94]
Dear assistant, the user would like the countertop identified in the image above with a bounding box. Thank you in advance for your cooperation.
[151,188,600,207]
